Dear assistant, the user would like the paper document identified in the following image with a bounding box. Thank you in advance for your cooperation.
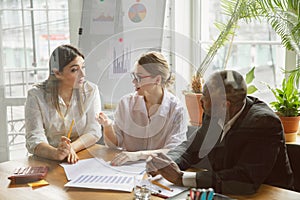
[60,158,145,180]
[64,173,135,192]
[101,159,146,174]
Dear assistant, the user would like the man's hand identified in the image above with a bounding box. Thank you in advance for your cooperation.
[146,153,183,186]
[111,151,142,166]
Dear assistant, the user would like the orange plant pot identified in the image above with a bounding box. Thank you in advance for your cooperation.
[279,116,300,143]
[185,93,203,126]
[279,116,300,133]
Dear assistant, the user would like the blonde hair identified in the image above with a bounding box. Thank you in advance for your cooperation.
[137,51,175,92]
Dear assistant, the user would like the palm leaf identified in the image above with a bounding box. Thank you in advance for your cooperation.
[258,0,300,52]
[196,0,300,81]
[198,0,250,75]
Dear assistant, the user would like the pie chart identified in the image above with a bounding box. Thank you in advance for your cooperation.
[128,3,147,23]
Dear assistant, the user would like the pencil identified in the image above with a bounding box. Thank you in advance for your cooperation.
[151,180,173,192]
[67,119,74,139]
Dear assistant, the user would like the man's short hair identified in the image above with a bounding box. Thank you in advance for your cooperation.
[205,70,247,105]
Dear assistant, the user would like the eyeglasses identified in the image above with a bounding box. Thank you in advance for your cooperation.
[130,73,152,83]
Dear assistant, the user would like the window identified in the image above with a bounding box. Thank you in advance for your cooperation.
[194,0,285,103]
[0,0,69,161]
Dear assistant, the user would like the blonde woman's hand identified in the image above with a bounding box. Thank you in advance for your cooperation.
[96,112,112,127]
[111,151,142,166]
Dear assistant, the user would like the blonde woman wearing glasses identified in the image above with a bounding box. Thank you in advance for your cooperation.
[97,51,187,166]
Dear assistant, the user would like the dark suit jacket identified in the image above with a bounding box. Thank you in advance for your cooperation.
[168,96,293,195]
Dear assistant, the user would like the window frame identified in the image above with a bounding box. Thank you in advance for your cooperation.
[0,0,70,162]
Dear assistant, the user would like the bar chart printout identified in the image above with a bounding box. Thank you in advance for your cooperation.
[65,174,136,192]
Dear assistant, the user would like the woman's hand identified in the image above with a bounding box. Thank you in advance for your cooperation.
[96,112,112,127]
[111,151,142,166]
[56,136,71,161]
[67,146,79,164]
[56,136,79,163]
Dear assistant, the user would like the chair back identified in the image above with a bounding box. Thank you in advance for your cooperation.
[287,144,300,192]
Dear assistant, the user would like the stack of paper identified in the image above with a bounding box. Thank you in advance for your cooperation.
[60,158,187,196]
[64,173,136,192]
[60,158,145,192]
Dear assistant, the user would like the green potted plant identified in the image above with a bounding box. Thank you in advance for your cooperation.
[267,76,300,142]
[184,0,257,126]
[185,0,299,126]
[184,73,204,126]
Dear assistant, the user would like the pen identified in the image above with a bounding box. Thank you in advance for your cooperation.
[200,189,207,200]
[207,188,214,200]
[67,119,74,139]
[151,180,173,192]
[195,189,200,200]
[151,192,169,199]
[189,188,194,200]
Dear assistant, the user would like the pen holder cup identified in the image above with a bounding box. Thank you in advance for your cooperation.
[133,176,151,200]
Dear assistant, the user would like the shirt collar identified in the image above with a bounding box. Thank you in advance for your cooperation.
[132,89,171,117]
[218,100,246,141]
[218,100,246,129]
[158,89,172,117]
[226,100,246,127]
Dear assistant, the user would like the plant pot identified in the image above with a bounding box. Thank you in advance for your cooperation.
[279,116,300,142]
[285,132,297,143]
[279,116,300,133]
[184,93,203,126]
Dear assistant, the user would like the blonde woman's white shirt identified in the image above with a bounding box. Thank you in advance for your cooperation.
[109,90,187,151]
[25,81,102,154]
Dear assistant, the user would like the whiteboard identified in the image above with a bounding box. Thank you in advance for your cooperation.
[79,0,166,107]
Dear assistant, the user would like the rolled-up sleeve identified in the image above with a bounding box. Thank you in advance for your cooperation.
[109,100,126,148]
[164,105,187,149]
[82,84,102,139]
[25,90,48,154]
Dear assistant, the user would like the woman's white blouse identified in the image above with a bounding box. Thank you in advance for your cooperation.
[25,81,102,153]
[109,90,187,151]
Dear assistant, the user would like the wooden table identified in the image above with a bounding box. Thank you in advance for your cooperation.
[1,144,300,200]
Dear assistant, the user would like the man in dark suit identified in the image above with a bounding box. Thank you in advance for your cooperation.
[146,70,293,195]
